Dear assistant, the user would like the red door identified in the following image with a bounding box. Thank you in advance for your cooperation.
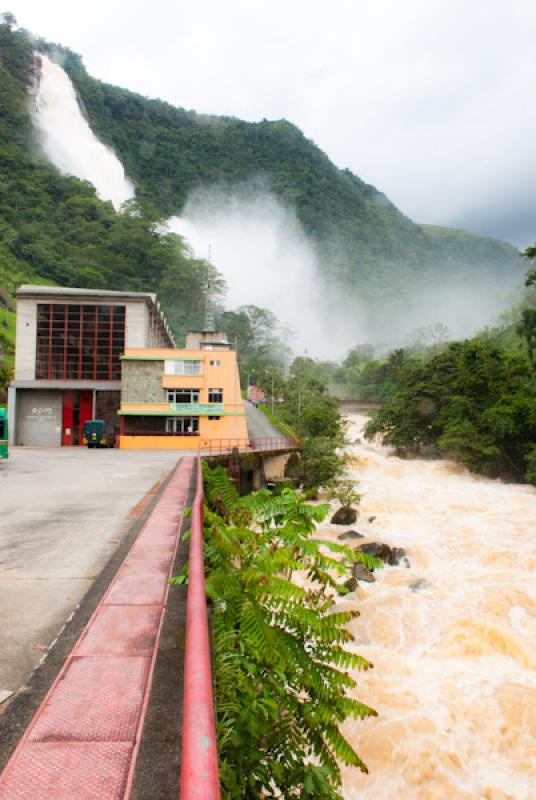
[62,391,94,445]
[62,390,74,446]
[78,391,93,445]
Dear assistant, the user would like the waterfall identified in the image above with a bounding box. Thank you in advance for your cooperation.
[33,54,134,210]
[320,413,536,799]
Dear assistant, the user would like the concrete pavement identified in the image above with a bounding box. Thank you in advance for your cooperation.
[0,447,179,699]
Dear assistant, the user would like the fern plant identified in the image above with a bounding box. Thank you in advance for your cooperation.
[201,464,378,799]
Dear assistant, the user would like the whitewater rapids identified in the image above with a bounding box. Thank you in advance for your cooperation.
[319,413,536,799]
[32,54,134,209]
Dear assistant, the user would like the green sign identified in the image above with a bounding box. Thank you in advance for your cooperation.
[169,403,224,416]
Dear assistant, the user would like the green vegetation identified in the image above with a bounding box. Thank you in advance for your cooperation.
[355,248,536,483]
[364,338,536,481]
[255,356,348,490]
[0,23,224,363]
[48,36,524,307]
[200,465,378,799]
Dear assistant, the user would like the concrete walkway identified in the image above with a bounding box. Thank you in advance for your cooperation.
[0,457,194,799]
[244,400,284,439]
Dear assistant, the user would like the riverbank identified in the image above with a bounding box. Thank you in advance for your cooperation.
[320,412,536,800]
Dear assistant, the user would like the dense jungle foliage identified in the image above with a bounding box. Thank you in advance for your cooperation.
[199,465,379,799]
[0,23,223,360]
[334,253,536,484]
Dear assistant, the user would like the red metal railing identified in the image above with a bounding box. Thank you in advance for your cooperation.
[180,457,221,799]
[199,437,299,456]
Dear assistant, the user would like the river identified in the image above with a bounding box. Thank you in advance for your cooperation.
[320,413,536,800]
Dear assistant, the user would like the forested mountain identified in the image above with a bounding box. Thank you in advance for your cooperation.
[57,44,523,302]
[0,22,222,365]
[0,19,526,365]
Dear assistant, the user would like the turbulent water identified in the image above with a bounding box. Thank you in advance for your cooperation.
[33,54,134,209]
[320,413,536,800]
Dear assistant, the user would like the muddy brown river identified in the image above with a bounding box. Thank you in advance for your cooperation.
[319,413,536,800]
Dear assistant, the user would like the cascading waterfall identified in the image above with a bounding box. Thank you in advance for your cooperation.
[32,53,134,210]
[321,413,536,800]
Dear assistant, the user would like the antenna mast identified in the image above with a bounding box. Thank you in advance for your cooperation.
[203,245,215,332]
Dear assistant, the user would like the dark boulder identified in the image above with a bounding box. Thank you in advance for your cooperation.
[387,547,410,568]
[352,563,375,583]
[358,542,392,561]
[368,516,377,524]
[338,529,365,541]
[339,576,359,593]
[331,506,358,525]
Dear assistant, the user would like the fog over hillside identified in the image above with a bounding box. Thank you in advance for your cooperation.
[167,185,523,358]
[29,46,525,358]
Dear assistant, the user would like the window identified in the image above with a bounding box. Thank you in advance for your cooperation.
[164,359,202,376]
[0,418,4,439]
[208,388,223,403]
[167,388,200,403]
[165,417,199,435]
[36,303,125,381]
[209,360,222,367]
[208,416,221,421]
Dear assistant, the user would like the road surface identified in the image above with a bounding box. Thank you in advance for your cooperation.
[0,446,179,699]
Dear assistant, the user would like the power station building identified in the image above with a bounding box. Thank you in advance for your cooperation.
[118,331,248,450]
[8,285,174,447]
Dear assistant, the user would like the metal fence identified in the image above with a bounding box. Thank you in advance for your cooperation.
[180,457,221,799]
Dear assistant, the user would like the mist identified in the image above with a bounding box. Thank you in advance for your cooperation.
[166,186,371,359]
[165,184,523,361]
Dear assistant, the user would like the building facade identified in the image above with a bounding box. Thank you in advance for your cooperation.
[8,286,174,446]
[119,332,248,450]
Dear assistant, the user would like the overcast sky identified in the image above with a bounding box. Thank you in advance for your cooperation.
[7,0,536,247]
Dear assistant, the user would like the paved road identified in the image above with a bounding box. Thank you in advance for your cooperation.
[0,447,179,699]
[244,401,285,439]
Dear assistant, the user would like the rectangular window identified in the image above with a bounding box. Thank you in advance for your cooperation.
[208,416,221,421]
[165,417,200,435]
[164,359,202,376]
[0,418,4,439]
[208,388,223,403]
[209,360,222,367]
[36,303,125,381]
[167,388,200,403]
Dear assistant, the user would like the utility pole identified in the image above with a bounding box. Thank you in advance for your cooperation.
[271,371,274,414]
[297,378,301,435]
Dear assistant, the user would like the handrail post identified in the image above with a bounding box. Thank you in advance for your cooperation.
[180,457,220,799]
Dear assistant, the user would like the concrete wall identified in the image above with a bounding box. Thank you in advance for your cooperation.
[14,299,37,381]
[121,360,166,404]
[16,389,62,446]
[125,303,149,348]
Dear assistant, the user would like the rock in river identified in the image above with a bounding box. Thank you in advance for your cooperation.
[331,506,358,525]
[353,563,375,583]
[388,547,410,567]
[338,529,365,541]
[408,578,429,592]
[358,542,392,561]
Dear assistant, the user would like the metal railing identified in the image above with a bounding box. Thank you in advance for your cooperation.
[200,437,299,457]
[180,457,221,799]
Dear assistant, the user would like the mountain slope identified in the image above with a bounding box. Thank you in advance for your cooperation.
[56,45,524,302]
[0,24,220,354]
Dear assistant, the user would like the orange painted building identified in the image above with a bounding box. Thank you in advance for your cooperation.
[118,331,248,450]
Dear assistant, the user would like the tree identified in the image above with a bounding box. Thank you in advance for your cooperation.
[0,12,17,29]
[198,466,378,799]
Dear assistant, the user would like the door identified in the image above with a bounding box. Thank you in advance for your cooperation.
[78,391,93,445]
[62,390,94,445]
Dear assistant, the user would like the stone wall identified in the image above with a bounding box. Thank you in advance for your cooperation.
[121,360,166,403]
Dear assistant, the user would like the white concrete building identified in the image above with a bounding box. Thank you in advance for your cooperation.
[8,286,174,447]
